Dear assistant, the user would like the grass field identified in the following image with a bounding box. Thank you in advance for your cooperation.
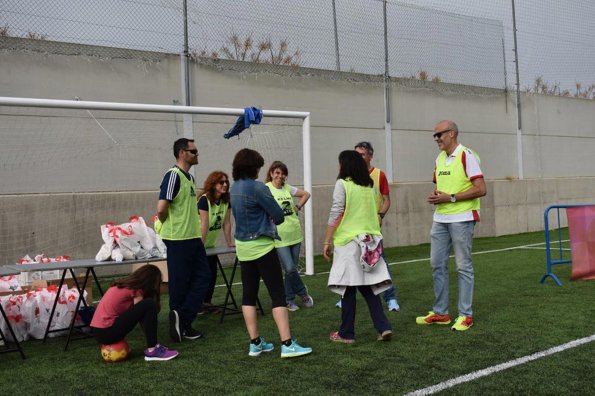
[1,230,594,395]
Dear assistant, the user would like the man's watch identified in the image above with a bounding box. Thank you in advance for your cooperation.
[450,194,457,203]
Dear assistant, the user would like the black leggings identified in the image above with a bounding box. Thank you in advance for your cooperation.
[92,298,158,348]
[241,249,286,308]
[204,255,219,304]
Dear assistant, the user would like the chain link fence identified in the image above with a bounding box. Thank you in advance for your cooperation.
[2,0,595,94]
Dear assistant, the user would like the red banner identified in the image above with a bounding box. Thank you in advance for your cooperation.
[567,206,595,281]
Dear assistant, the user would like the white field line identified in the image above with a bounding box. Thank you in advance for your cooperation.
[520,246,571,251]
[215,240,565,286]
[404,334,595,396]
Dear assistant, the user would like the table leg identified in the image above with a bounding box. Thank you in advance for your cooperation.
[217,257,238,310]
[90,268,104,297]
[43,269,68,343]
[68,268,88,308]
[219,258,239,324]
[64,267,91,351]
[0,305,26,359]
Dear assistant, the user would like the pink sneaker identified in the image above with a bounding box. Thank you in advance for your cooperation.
[144,344,179,361]
[329,331,355,344]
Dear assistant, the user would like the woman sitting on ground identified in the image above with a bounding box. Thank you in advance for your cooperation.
[90,264,178,361]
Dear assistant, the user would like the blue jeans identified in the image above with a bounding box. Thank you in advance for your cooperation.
[430,221,475,317]
[276,243,307,304]
[380,239,397,303]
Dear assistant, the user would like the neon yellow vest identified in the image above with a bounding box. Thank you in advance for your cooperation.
[435,146,480,215]
[266,182,303,247]
[159,167,200,240]
[369,167,383,210]
[333,179,381,246]
[199,194,229,248]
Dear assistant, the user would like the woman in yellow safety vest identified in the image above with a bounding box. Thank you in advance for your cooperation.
[323,150,393,344]
[197,170,235,314]
[265,161,313,312]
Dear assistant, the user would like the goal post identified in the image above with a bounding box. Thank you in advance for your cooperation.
[0,96,315,275]
[541,204,595,286]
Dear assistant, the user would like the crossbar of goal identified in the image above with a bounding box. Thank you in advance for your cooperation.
[0,96,315,275]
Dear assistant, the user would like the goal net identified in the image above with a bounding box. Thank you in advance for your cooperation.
[0,97,313,273]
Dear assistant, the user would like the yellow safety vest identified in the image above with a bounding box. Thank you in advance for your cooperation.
[435,146,480,215]
[159,167,200,240]
[333,179,381,246]
[369,168,384,211]
[199,194,229,248]
[266,182,303,247]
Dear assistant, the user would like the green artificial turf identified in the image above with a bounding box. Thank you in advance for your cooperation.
[1,230,593,395]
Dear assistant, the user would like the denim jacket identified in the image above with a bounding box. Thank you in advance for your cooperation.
[230,178,285,241]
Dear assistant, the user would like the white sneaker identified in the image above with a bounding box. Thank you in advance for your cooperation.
[301,294,314,308]
[387,299,400,312]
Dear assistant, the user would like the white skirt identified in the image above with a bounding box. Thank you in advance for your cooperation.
[327,240,393,297]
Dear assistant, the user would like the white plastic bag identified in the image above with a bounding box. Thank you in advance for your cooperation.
[117,235,136,260]
[147,225,167,258]
[22,290,46,339]
[95,243,113,262]
[129,215,154,250]
[111,247,124,262]
[37,286,62,337]
[0,295,29,342]
[0,276,22,293]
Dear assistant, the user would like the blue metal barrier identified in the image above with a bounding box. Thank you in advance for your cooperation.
[540,204,595,286]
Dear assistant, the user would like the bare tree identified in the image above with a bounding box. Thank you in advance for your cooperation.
[194,33,301,67]
[26,31,47,40]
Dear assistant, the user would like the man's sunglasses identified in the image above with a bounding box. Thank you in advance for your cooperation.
[433,129,452,139]
[183,149,198,155]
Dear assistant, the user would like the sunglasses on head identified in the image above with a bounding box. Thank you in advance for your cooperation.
[355,142,374,154]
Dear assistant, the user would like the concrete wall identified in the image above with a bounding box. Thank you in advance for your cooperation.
[2,38,595,265]
[3,178,595,265]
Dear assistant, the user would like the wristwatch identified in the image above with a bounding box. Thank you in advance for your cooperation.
[450,194,457,203]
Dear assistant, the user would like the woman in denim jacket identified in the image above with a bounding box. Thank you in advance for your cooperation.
[230,148,312,359]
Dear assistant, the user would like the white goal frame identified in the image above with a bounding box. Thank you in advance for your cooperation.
[0,96,315,275]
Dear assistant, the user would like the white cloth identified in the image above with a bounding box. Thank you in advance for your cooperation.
[354,233,384,272]
[327,239,392,296]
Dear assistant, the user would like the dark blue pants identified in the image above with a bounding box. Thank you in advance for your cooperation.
[203,255,219,304]
[164,238,211,329]
[339,285,391,340]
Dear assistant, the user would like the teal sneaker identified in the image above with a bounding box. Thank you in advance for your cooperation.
[248,337,274,357]
[280,339,312,358]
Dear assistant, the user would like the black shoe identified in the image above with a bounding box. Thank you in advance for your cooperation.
[182,327,204,340]
[169,310,181,343]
